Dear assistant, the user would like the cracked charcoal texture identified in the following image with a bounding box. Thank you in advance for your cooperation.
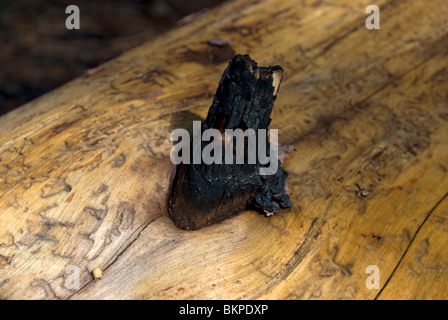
[168,54,292,230]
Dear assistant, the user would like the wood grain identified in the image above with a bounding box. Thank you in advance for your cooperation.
[377,195,448,300]
[0,0,447,299]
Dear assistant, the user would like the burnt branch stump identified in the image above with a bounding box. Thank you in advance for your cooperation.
[168,54,292,230]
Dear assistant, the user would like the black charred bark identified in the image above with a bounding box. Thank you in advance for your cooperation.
[168,54,292,230]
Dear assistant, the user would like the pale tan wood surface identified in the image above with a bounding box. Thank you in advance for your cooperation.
[377,196,448,300]
[0,0,447,299]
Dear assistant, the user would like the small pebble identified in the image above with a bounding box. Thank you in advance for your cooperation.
[92,267,102,279]
[361,190,370,197]
[207,38,232,47]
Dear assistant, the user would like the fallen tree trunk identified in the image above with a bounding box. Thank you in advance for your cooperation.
[0,0,448,300]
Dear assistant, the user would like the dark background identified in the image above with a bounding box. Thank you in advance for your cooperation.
[0,0,225,115]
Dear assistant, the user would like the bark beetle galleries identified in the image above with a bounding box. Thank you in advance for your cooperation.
[168,54,292,230]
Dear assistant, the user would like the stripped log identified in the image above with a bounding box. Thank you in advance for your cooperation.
[0,0,447,300]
